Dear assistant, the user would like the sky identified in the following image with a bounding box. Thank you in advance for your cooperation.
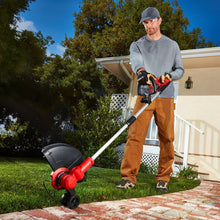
[17,0,220,56]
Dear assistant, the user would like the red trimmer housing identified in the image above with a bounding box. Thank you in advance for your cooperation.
[51,157,94,191]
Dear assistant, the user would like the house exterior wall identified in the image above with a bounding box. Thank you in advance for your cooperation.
[176,67,220,180]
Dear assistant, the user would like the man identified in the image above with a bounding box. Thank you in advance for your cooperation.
[116,7,184,192]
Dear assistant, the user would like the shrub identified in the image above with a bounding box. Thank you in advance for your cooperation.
[0,125,52,157]
[139,162,158,175]
[177,165,199,180]
[62,96,127,168]
[0,110,55,157]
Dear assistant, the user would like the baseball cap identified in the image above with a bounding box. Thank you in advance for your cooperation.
[140,7,160,23]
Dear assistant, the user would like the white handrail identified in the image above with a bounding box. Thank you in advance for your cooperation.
[174,113,204,167]
[175,113,204,134]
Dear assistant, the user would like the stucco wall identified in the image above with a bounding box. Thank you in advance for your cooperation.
[176,67,220,180]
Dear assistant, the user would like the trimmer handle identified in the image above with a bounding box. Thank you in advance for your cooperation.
[148,77,157,94]
[155,77,171,93]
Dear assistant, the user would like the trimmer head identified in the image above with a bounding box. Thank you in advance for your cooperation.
[42,143,94,209]
[42,143,84,171]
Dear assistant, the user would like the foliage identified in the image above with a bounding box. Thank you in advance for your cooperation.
[0,0,56,129]
[0,75,63,152]
[176,165,199,180]
[34,55,103,110]
[62,96,127,168]
[92,0,217,55]
[63,0,127,94]
[0,107,60,157]
[0,157,200,214]
[64,0,116,62]
[0,0,54,81]
[139,162,158,175]
[0,0,60,152]
[0,127,50,157]
[0,115,28,142]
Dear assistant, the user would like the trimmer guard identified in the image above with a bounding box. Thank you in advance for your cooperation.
[42,143,84,171]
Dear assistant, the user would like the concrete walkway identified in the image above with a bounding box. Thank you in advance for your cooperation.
[0,180,219,220]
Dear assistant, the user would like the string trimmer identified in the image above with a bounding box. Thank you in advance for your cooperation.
[42,76,171,209]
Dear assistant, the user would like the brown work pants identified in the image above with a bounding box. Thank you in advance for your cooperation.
[120,97,175,184]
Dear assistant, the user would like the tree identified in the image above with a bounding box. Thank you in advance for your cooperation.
[64,0,116,62]
[0,0,58,152]
[1,0,31,78]
[0,0,55,79]
[0,110,29,148]
[34,55,103,111]
[63,0,127,94]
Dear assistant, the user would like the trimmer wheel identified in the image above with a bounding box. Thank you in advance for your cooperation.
[67,195,80,209]
[60,193,69,206]
[60,190,80,209]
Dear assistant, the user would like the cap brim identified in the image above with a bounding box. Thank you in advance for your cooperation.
[139,16,157,23]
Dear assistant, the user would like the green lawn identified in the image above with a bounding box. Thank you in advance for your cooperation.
[0,157,200,214]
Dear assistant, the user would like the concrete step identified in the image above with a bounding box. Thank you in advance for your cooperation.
[188,155,220,181]
[174,161,199,169]
[173,162,209,180]
[173,152,210,180]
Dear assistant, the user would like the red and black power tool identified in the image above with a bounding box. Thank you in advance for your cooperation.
[42,76,171,209]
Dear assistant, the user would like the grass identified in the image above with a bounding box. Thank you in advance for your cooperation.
[0,157,200,214]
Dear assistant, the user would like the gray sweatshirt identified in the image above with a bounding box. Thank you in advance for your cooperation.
[130,35,184,98]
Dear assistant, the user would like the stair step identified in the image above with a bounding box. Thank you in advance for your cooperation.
[174,152,183,159]
[197,171,210,180]
[174,161,199,168]
[173,162,209,180]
